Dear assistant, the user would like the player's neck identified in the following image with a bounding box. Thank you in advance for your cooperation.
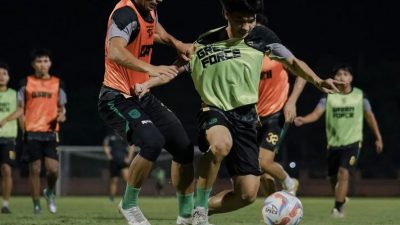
[343,85,352,94]
[0,85,7,92]
[34,72,51,79]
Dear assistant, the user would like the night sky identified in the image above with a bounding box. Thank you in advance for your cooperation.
[0,0,398,177]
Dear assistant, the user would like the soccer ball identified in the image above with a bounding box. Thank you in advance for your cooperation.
[261,191,303,225]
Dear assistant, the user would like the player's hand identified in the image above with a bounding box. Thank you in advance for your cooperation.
[283,101,297,123]
[294,117,305,127]
[175,41,194,62]
[148,65,179,79]
[0,119,6,128]
[134,83,149,99]
[375,139,383,154]
[317,78,345,94]
[57,111,66,122]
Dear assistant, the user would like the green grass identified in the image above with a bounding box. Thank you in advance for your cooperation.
[0,197,399,224]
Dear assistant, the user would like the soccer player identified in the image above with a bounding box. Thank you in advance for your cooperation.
[98,0,195,224]
[256,14,305,196]
[19,49,67,214]
[294,64,383,218]
[103,132,136,202]
[134,0,342,224]
[0,62,20,214]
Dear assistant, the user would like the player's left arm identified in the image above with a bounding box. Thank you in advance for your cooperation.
[283,75,307,123]
[363,98,383,153]
[154,23,192,61]
[57,84,67,122]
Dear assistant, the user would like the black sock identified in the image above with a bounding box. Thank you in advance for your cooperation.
[335,201,345,212]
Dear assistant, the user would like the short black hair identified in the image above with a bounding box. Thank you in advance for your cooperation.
[0,61,10,72]
[220,0,264,14]
[332,63,354,76]
[30,48,52,62]
[256,13,269,26]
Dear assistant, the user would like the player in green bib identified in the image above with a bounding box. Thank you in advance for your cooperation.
[135,0,342,224]
[0,62,23,214]
[295,64,383,218]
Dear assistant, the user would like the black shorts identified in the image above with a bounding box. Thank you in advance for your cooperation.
[198,104,261,177]
[0,139,16,166]
[21,139,59,163]
[98,86,193,164]
[327,142,360,176]
[109,160,129,178]
[257,111,284,151]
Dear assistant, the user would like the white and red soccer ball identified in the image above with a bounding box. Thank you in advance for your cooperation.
[262,191,303,225]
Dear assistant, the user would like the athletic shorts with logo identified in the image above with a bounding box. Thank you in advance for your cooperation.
[0,138,16,166]
[257,111,284,151]
[22,132,59,163]
[327,142,360,176]
[98,86,193,164]
[197,104,262,177]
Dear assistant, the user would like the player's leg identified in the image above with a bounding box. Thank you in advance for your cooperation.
[42,139,60,214]
[145,94,195,224]
[259,149,297,194]
[1,163,12,213]
[208,121,260,216]
[259,173,276,197]
[258,113,297,195]
[29,159,42,214]
[0,142,15,213]
[208,174,259,215]
[327,148,344,218]
[109,161,121,202]
[333,145,359,218]
[23,139,43,214]
[98,90,164,225]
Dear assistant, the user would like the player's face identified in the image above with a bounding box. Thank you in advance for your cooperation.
[136,0,162,11]
[334,69,353,90]
[0,68,10,86]
[32,56,52,76]
[225,11,257,38]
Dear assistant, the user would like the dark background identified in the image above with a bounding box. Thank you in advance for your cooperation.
[0,0,398,178]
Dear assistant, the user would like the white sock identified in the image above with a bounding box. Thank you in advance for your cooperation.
[282,174,294,190]
[3,200,9,207]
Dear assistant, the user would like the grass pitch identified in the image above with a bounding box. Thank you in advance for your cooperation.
[0,197,399,225]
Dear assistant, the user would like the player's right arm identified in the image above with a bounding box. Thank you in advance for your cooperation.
[103,136,112,160]
[107,6,178,78]
[0,107,23,128]
[294,97,326,126]
[108,37,178,78]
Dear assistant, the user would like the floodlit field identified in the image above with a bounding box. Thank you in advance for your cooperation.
[0,197,399,225]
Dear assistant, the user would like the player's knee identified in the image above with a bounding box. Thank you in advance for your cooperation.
[338,168,349,180]
[210,140,232,160]
[138,135,165,162]
[30,165,41,176]
[0,164,11,176]
[239,191,258,206]
[47,166,59,176]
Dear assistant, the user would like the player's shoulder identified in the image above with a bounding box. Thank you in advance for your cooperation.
[7,88,17,94]
[112,6,138,30]
[244,25,281,51]
[196,27,228,45]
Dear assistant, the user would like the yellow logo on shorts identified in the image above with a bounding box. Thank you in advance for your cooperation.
[349,156,356,166]
[266,132,279,145]
[9,151,15,160]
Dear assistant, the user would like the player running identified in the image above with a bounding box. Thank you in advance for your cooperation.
[295,64,383,218]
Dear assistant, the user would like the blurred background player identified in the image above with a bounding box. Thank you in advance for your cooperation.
[0,62,20,214]
[294,63,383,218]
[18,49,67,214]
[150,167,166,196]
[103,131,136,202]
[256,14,305,197]
[98,0,195,224]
